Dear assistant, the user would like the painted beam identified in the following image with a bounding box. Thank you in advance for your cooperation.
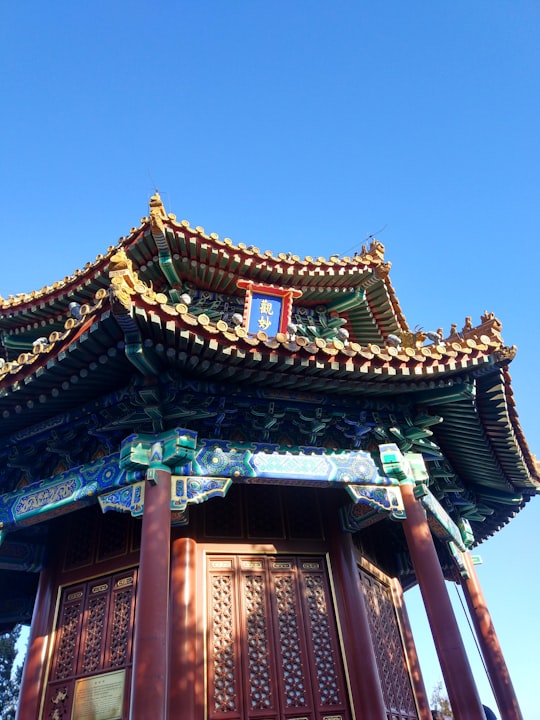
[341,485,405,531]
[417,485,467,552]
[0,452,131,532]
[1,430,392,535]
[98,475,232,523]
[189,439,390,485]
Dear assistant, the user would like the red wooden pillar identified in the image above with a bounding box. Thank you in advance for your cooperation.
[327,510,387,719]
[391,578,433,720]
[16,563,55,720]
[169,535,199,720]
[461,551,523,720]
[130,467,171,720]
[400,481,486,720]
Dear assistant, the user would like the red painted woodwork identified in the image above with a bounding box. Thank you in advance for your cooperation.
[400,482,485,719]
[207,554,352,720]
[461,551,523,720]
[16,564,55,720]
[169,535,199,720]
[20,485,504,720]
[17,508,142,720]
[42,568,137,719]
[130,469,172,720]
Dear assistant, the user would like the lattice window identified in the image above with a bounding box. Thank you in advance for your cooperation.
[304,572,342,706]
[243,572,274,710]
[359,567,418,720]
[108,576,136,668]
[207,554,351,720]
[45,568,137,719]
[285,486,324,539]
[204,485,244,537]
[209,570,238,713]
[202,485,324,541]
[246,485,284,538]
[63,507,136,570]
[97,511,130,560]
[80,592,108,674]
[63,511,95,570]
[272,571,308,709]
[53,594,84,680]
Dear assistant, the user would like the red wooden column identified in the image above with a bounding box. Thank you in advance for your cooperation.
[327,508,387,719]
[16,563,55,720]
[391,578,433,720]
[169,535,199,720]
[461,551,523,720]
[130,464,172,720]
[400,481,486,720]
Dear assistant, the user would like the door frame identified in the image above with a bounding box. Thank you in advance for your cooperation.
[198,541,355,720]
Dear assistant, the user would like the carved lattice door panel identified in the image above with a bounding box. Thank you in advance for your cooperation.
[43,568,137,720]
[207,555,351,720]
[358,567,419,720]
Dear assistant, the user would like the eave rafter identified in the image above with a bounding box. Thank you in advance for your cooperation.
[0,294,108,387]
[112,284,509,385]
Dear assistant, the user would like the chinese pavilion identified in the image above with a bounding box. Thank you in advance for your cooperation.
[1,194,537,720]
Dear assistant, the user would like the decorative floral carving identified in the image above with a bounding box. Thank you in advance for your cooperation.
[48,686,68,720]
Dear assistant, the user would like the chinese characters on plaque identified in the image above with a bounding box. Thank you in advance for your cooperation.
[72,670,125,720]
[237,280,302,337]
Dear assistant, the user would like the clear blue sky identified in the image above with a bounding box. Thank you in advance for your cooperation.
[2,2,539,717]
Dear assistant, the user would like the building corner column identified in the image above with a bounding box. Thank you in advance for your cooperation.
[129,464,172,720]
[461,551,523,720]
[400,481,485,719]
[16,563,55,720]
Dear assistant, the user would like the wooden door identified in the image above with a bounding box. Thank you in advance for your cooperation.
[43,568,137,720]
[207,555,351,720]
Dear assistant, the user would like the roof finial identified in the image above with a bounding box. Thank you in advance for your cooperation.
[149,190,167,219]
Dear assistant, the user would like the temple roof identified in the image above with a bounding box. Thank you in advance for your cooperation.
[0,194,521,391]
[0,194,538,626]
